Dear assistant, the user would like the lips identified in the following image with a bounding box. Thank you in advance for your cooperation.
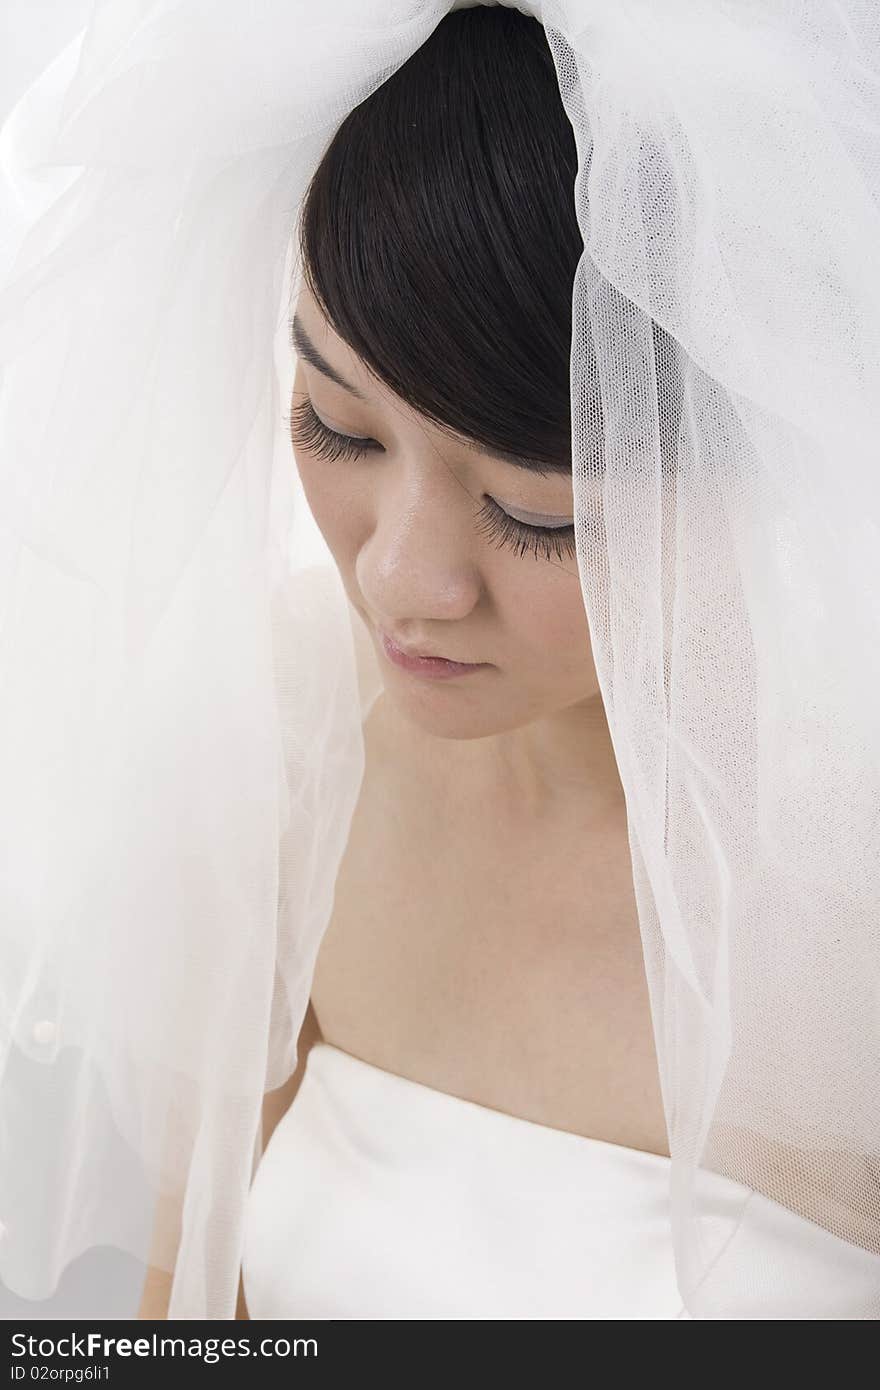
[378,629,487,680]
[388,635,462,663]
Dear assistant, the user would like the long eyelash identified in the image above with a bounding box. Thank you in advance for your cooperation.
[474,497,577,562]
[286,395,380,462]
[287,394,577,563]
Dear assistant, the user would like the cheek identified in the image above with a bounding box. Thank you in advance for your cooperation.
[295,451,362,566]
[500,561,595,680]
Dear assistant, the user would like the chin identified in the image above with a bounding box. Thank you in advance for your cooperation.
[384,674,528,744]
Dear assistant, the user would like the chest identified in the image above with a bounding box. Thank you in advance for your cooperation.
[309,701,670,1159]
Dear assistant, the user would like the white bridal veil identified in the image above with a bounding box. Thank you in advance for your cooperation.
[1,0,879,1320]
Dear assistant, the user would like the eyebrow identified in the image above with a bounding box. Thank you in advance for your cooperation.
[292,314,368,401]
[291,312,571,476]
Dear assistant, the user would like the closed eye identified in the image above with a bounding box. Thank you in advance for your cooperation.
[287,394,383,462]
[473,497,577,562]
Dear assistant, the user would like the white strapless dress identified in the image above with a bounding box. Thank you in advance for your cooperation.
[241,1041,690,1319]
[241,1042,880,1320]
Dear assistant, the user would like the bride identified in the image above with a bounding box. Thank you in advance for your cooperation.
[139,5,678,1321]
[288,275,668,1165]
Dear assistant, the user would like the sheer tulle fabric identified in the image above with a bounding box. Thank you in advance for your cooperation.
[1,0,878,1319]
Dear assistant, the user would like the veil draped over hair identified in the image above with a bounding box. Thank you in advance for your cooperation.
[1,0,879,1319]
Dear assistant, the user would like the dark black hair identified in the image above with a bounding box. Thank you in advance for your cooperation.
[296,5,583,473]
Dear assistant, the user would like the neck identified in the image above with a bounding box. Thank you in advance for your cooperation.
[376,688,627,829]
[478,694,627,824]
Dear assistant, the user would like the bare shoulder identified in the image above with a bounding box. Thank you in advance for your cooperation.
[260,997,324,1157]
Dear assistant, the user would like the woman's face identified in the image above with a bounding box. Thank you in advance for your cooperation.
[290,283,601,744]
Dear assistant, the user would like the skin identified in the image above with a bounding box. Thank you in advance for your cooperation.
[286,280,670,1161]
[291,281,625,822]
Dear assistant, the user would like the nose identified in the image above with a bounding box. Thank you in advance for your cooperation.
[355,468,482,625]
